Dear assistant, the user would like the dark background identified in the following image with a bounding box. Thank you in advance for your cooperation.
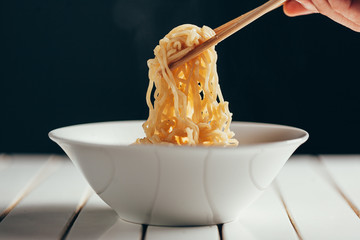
[1,0,359,154]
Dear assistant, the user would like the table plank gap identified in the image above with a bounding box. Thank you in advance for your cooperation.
[59,187,93,240]
[217,224,223,240]
[319,155,360,218]
[276,155,360,240]
[0,155,62,222]
[273,180,303,240]
[142,225,148,240]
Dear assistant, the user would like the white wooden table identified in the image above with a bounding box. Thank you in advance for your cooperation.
[0,154,359,240]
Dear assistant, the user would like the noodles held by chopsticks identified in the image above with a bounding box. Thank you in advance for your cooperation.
[136,24,238,146]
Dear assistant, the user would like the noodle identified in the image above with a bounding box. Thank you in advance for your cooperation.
[136,24,238,146]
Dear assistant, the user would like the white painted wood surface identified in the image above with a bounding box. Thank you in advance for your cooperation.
[0,155,51,217]
[320,155,360,218]
[276,155,360,240]
[0,154,359,239]
[223,186,299,240]
[0,156,90,239]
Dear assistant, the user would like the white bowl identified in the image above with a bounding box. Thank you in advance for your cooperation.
[49,121,308,226]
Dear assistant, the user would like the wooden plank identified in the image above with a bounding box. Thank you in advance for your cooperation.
[276,155,360,240]
[146,225,219,240]
[67,194,143,240]
[320,155,360,217]
[0,155,54,220]
[0,156,90,239]
[223,185,298,240]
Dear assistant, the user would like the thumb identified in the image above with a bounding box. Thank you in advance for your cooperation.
[283,0,317,16]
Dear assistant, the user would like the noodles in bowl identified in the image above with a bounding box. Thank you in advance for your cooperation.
[136,24,238,146]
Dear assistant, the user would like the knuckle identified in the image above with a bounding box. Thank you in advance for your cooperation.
[328,0,352,13]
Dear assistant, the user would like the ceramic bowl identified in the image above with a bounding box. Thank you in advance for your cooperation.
[49,121,308,226]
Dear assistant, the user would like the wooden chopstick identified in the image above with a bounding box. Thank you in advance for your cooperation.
[214,9,256,34]
[169,0,286,70]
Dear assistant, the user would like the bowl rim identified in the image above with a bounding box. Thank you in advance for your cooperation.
[49,120,309,150]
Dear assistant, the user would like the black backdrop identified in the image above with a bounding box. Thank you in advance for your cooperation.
[1,0,359,154]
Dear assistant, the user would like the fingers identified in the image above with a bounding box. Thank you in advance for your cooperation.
[283,0,360,32]
[311,0,360,32]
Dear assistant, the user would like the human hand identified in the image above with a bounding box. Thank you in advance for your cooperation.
[283,0,360,32]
